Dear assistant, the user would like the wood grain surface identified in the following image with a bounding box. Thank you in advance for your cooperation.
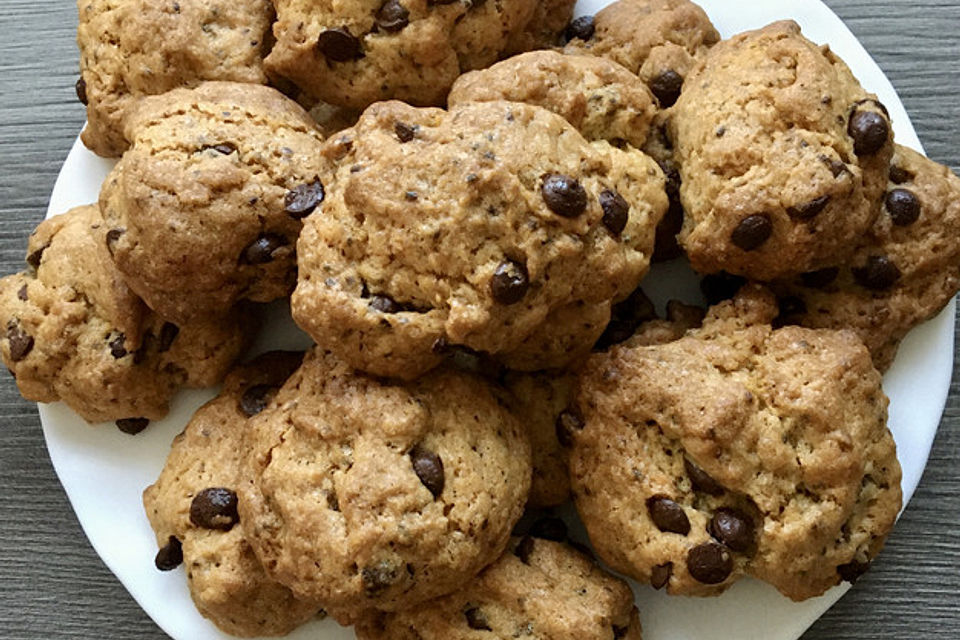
[0,1,957,638]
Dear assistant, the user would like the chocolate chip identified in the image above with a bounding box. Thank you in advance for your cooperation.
[464,607,491,631]
[600,189,630,235]
[239,384,277,417]
[541,174,588,218]
[362,560,400,595]
[241,234,288,264]
[108,333,127,359]
[116,418,150,435]
[565,15,595,42]
[651,562,673,590]
[17,285,27,301]
[158,322,180,352]
[787,195,831,220]
[594,287,657,349]
[490,260,529,305]
[514,535,535,564]
[700,272,747,306]
[650,69,684,108]
[852,256,901,291]
[646,495,690,535]
[395,121,416,142]
[709,508,755,552]
[75,77,88,105]
[26,245,46,271]
[529,517,567,542]
[889,165,913,185]
[369,294,404,313]
[285,179,325,219]
[317,27,362,62]
[105,229,123,256]
[189,488,240,531]
[154,536,183,571]
[6,322,33,362]
[555,409,583,448]
[848,110,890,156]
[837,559,871,584]
[376,0,410,32]
[684,458,724,495]
[819,154,850,178]
[885,188,921,226]
[410,445,444,498]
[731,214,772,251]
[800,267,840,289]
[687,542,733,584]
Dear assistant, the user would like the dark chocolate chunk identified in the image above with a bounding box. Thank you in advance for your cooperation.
[75,77,88,105]
[687,542,733,584]
[241,234,288,264]
[6,322,33,362]
[885,188,921,226]
[565,15,595,42]
[800,267,840,290]
[650,69,684,108]
[376,0,410,32]
[541,174,588,218]
[395,121,416,142]
[787,195,831,220]
[555,409,583,448]
[848,110,890,156]
[239,384,277,417]
[154,536,183,571]
[285,179,325,219]
[410,445,444,498]
[731,214,772,251]
[708,508,755,552]
[837,559,871,584]
[109,333,127,359]
[529,517,567,542]
[464,606,491,631]
[646,495,691,535]
[819,154,850,178]
[490,260,529,305]
[889,165,913,185]
[600,189,630,235]
[116,418,150,435]
[685,458,724,495]
[651,562,673,590]
[158,322,180,352]
[189,488,240,531]
[317,27,363,62]
[852,256,901,291]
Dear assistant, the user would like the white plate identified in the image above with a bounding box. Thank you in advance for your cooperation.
[39,1,955,639]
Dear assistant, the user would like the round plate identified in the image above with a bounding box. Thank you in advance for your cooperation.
[40,1,955,639]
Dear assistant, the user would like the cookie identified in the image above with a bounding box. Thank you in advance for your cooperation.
[570,285,902,600]
[504,0,580,54]
[238,348,532,620]
[293,100,668,380]
[449,50,657,149]
[355,537,642,640]
[671,21,894,281]
[564,0,720,108]
[77,0,273,157]
[142,351,322,637]
[773,145,960,370]
[264,0,575,111]
[0,205,253,423]
[98,81,326,324]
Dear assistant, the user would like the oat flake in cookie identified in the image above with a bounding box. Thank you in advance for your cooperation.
[293,100,668,380]
[238,349,531,621]
[98,82,326,324]
[143,352,321,637]
[355,538,642,640]
[570,286,902,600]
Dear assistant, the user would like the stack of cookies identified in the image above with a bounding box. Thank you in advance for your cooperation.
[3,0,959,637]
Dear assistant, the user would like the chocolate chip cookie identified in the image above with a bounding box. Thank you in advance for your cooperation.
[671,21,894,281]
[98,81,326,324]
[773,145,960,370]
[449,50,657,149]
[293,100,668,379]
[238,348,532,621]
[570,285,902,600]
[77,0,273,157]
[265,0,575,111]
[0,205,253,423]
[143,351,322,637]
[355,537,642,640]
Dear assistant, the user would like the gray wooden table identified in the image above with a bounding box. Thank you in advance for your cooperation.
[0,1,958,638]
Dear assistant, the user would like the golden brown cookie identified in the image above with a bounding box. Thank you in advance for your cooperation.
[0,205,252,424]
[570,285,902,600]
[77,0,274,157]
[293,100,668,379]
[264,0,575,111]
[143,351,322,637]
[355,537,642,640]
[671,21,894,281]
[773,145,960,370]
[98,81,326,324]
[238,348,532,621]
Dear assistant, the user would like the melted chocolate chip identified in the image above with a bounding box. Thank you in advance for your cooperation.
[700,272,747,306]
[885,188,921,226]
[369,294,404,313]
[731,214,772,251]
[889,165,913,185]
[490,260,529,305]
[708,508,755,552]
[541,174,588,218]
[6,322,33,362]
[241,234,288,264]
[362,560,400,595]
[555,409,583,448]
[410,445,444,498]
[787,195,831,220]
[565,15,595,42]
[317,27,362,62]
[189,488,240,531]
[158,322,180,352]
[646,495,691,535]
[395,121,416,142]
[529,517,567,542]
[376,0,410,32]
[650,69,684,108]
[800,267,840,290]
[687,542,733,584]
[75,77,88,105]
[685,458,724,495]
[116,418,150,435]
[837,559,871,584]
[514,535,535,564]
[464,606,491,631]
[285,179,325,219]
[109,333,127,359]
[848,110,890,156]
[154,536,183,571]
[651,562,673,589]
[852,256,901,291]
[600,189,630,235]
[240,384,277,417]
